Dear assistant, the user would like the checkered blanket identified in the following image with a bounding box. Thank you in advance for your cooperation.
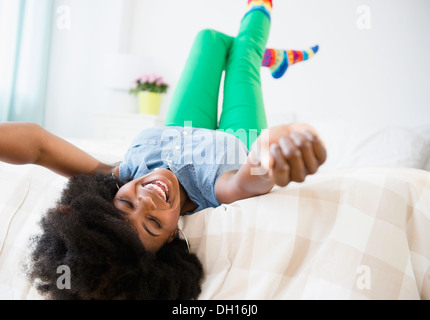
[1,161,429,299]
[181,167,430,299]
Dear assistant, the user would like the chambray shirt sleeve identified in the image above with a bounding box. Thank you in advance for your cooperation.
[118,127,165,181]
[118,146,145,181]
[189,129,249,208]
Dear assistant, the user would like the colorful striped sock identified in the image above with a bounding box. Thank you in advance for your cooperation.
[244,0,273,21]
[262,46,319,79]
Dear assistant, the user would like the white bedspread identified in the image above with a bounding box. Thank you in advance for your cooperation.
[182,167,430,299]
[0,124,430,299]
[0,161,429,300]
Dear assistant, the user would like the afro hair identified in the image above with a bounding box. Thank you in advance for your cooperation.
[25,173,204,300]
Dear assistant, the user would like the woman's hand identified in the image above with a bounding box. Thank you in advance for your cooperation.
[249,123,327,187]
[216,123,327,205]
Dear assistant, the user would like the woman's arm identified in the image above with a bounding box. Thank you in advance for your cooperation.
[215,123,327,204]
[0,122,115,178]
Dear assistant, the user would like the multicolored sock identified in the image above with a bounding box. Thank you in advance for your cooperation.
[244,0,273,21]
[262,46,319,79]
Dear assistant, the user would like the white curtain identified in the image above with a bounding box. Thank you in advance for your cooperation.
[0,0,54,124]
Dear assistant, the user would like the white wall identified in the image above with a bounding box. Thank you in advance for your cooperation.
[44,0,134,137]
[44,0,430,138]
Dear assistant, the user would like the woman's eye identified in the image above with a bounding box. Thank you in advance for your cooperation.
[120,199,134,209]
[149,217,162,229]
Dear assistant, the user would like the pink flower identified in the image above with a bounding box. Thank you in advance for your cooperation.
[148,73,157,83]
[156,77,164,86]
[140,74,149,83]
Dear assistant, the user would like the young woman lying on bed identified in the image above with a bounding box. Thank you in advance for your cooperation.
[0,0,326,300]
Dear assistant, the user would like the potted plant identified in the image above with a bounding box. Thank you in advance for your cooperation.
[130,73,169,115]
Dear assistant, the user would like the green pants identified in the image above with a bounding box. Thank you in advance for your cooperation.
[164,11,270,150]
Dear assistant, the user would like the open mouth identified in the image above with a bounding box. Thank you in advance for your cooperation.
[142,180,170,202]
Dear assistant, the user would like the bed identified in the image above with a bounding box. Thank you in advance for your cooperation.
[1,119,429,300]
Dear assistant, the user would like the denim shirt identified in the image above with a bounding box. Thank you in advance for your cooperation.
[119,126,249,215]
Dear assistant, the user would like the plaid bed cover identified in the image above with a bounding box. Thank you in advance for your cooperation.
[0,164,429,299]
[181,167,430,300]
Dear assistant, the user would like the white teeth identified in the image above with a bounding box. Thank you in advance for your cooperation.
[145,184,166,201]
[156,180,169,193]
[144,180,169,201]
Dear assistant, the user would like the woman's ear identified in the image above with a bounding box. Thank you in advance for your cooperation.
[167,228,179,243]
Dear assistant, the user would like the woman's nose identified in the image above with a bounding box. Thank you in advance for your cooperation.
[137,195,157,212]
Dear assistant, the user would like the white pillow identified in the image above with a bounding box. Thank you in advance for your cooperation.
[307,119,430,171]
[424,156,430,171]
[410,125,430,171]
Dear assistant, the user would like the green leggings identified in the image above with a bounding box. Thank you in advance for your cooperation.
[164,10,270,150]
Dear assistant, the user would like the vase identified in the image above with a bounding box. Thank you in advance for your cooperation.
[138,91,162,115]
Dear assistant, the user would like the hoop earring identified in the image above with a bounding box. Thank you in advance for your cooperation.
[177,228,190,253]
[112,172,120,191]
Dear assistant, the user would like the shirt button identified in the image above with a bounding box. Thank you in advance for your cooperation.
[183,131,188,135]
[175,145,180,150]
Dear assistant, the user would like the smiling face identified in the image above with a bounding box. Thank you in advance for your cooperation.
[113,169,183,252]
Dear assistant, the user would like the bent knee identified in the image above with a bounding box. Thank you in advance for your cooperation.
[195,29,233,47]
